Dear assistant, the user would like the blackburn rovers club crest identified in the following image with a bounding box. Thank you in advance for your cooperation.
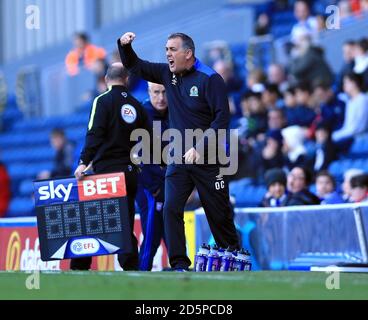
[190,86,199,97]
[121,104,137,124]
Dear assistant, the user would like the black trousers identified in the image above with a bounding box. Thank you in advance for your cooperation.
[70,164,139,271]
[163,164,240,269]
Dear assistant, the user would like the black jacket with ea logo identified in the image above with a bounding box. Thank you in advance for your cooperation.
[80,85,150,171]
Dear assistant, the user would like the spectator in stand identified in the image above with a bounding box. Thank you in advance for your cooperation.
[65,32,106,76]
[237,91,268,142]
[262,84,282,110]
[282,125,307,170]
[350,174,368,203]
[267,63,288,93]
[289,32,334,87]
[203,40,233,67]
[254,13,270,36]
[315,170,344,204]
[285,166,321,206]
[0,160,10,217]
[283,87,297,110]
[361,0,368,14]
[285,83,316,127]
[315,14,326,34]
[261,129,284,172]
[336,40,356,93]
[261,168,288,207]
[213,60,243,94]
[310,81,345,134]
[233,91,268,181]
[332,72,368,154]
[342,168,364,202]
[38,128,75,179]
[268,108,286,131]
[246,69,266,93]
[353,38,368,90]
[213,60,243,115]
[312,121,337,171]
[290,0,318,44]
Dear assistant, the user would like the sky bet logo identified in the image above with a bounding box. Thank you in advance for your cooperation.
[38,180,73,202]
[34,173,126,206]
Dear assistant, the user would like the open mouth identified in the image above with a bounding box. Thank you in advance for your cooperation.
[168,59,174,67]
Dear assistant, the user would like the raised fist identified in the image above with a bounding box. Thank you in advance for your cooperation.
[120,32,136,45]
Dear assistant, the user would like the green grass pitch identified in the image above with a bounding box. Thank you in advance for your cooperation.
[1,271,368,300]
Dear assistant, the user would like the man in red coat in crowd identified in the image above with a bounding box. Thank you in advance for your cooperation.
[0,161,10,217]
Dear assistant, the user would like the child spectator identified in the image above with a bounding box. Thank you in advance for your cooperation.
[342,168,364,202]
[261,168,288,207]
[350,174,368,203]
[315,171,344,204]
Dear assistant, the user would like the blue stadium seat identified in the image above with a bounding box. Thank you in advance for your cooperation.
[7,197,35,217]
[349,133,368,158]
[230,178,266,207]
[19,179,35,197]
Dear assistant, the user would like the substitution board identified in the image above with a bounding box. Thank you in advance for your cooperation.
[33,172,132,261]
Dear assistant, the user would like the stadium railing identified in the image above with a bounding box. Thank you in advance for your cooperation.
[195,203,368,270]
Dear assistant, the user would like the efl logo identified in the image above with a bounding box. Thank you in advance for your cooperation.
[70,238,100,255]
[78,172,126,201]
[34,178,78,206]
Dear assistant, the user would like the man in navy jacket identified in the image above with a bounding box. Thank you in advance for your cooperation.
[118,32,239,270]
[136,82,169,270]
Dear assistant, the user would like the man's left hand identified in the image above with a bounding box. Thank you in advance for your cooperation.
[183,147,200,164]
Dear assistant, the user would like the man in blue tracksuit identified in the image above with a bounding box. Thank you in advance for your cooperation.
[118,32,240,270]
[136,82,169,270]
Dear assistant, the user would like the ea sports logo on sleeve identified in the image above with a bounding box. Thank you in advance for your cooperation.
[121,104,137,124]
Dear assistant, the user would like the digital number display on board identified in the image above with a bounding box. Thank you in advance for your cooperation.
[34,173,132,261]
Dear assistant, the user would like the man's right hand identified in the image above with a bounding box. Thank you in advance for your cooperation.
[74,162,92,180]
[120,32,136,46]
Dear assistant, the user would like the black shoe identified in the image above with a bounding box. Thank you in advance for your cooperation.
[163,266,190,272]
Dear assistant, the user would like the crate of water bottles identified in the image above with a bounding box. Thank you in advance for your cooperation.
[194,243,252,272]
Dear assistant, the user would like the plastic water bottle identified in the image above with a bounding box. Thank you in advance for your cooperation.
[220,247,234,272]
[206,245,221,272]
[244,249,252,271]
[232,248,247,271]
[194,243,210,272]
[218,247,225,260]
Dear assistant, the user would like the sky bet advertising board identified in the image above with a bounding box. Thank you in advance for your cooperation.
[33,173,132,261]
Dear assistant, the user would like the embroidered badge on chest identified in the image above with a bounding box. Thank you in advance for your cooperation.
[190,86,199,97]
[121,104,137,123]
